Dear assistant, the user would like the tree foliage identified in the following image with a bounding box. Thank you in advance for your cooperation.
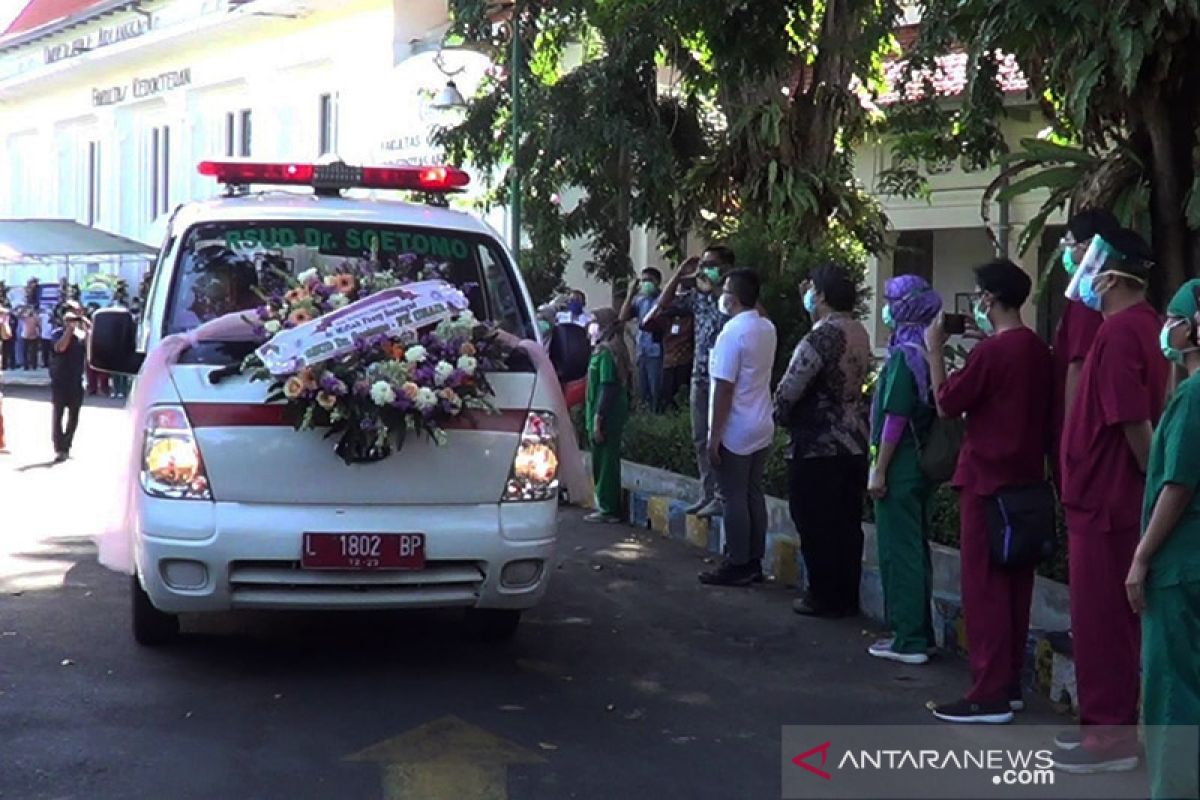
[439,0,902,315]
[885,0,1200,298]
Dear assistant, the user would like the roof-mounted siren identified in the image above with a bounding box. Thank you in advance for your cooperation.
[196,160,470,199]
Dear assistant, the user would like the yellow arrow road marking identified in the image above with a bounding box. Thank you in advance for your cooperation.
[346,715,547,800]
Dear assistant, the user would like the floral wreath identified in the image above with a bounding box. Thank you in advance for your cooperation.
[241,255,503,465]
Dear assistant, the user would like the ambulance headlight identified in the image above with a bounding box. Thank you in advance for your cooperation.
[141,406,212,500]
[504,411,560,502]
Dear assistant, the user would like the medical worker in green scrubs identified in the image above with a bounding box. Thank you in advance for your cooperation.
[1127,278,1200,800]
[585,307,632,523]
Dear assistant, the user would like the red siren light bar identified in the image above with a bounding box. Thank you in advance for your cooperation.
[197,160,470,193]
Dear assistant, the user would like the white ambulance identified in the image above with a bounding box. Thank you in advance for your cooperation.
[90,160,589,645]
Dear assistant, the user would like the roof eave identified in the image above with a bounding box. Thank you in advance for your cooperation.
[0,0,140,54]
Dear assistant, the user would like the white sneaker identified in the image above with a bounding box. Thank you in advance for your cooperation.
[867,640,929,665]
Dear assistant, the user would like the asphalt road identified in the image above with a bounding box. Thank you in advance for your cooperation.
[0,385,1086,800]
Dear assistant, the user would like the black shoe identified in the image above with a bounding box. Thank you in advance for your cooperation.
[791,597,849,618]
[748,566,764,583]
[1053,729,1082,750]
[53,451,68,463]
[931,698,1014,724]
[698,563,756,587]
[1052,745,1139,774]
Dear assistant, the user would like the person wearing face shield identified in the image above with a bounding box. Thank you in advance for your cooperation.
[927,260,1054,724]
[1053,210,1119,485]
[643,245,737,518]
[1056,228,1169,773]
[1126,279,1200,800]
[583,307,633,523]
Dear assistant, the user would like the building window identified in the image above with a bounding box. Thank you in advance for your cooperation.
[86,140,100,227]
[892,229,934,283]
[148,125,171,221]
[318,93,338,156]
[225,109,252,157]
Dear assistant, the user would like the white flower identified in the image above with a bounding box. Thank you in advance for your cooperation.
[434,360,455,386]
[297,268,318,285]
[329,293,349,308]
[370,380,396,407]
[323,275,338,287]
[405,345,427,364]
[456,355,477,375]
[264,320,282,334]
[414,387,438,411]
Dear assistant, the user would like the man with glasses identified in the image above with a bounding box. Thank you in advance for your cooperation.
[645,245,736,518]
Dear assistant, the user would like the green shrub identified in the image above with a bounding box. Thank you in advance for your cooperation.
[609,406,1070,584]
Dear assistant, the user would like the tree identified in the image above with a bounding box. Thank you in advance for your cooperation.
[440,0,902,321]
[884,1,1200,298]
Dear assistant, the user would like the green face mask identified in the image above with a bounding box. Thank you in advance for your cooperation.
[882,305,895,328]
[701,267,721,284]
[640,280,657,296]
[1062,247,1077,275]
[973,299,995,336]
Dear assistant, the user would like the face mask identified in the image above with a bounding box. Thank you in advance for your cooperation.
[718,293,735,316]
[640,281,657,296]
[972,298,995,336]
[1160,318,1198,365]
[1062,246,1078,275]
[702,267,721,285]
[803,288,817,316]
[1079,274,1104,312]
[537,319,551,337]
[587,322,603,345]
[568,299,585,316]
[882,304,895,329]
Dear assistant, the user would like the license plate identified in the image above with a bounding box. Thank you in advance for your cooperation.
[301,533,425,570]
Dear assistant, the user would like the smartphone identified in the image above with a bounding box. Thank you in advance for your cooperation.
[943,313,967,336]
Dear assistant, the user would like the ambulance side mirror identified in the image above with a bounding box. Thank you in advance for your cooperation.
[548,323,589,383]
[90,308,144,375]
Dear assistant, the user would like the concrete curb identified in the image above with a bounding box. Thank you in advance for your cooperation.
[617,459,1078,711]
[1,369,51,388]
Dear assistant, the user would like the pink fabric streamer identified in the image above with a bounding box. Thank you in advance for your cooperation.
[96,312,259,575]
[95,317,588,575]
[881,413,908,445]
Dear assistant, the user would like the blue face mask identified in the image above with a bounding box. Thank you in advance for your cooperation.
[803,288,817,316]
[1079,274,1104,311]
[567,299,585,316]
[882,304,895,328]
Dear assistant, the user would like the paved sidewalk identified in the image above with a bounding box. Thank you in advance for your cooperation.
[1,367,51,388]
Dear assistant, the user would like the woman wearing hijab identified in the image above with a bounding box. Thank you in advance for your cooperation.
[585,306,633,523]
[866,275,942,665]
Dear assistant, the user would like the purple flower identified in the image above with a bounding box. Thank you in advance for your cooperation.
[256,306,273,321]
[353,380,371,397]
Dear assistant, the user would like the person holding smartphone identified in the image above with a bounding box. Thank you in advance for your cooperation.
[927,259,1053,724]
[50,303,89,462]
[644,245,737,519]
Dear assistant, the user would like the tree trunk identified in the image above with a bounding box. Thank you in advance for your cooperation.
[1140,88,1192,297]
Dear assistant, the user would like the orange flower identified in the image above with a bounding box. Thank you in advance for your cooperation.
[289,307,314,326]
[285,287,310,305]
[299,368,318,391]
[402,382,420,400]
[333,274,357,295]
[390,343,406,360]
[460,342,476,357]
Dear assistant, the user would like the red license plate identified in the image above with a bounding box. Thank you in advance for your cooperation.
[301,533,425,570]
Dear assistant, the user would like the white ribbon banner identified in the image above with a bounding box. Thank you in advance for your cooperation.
[256,280,470,376]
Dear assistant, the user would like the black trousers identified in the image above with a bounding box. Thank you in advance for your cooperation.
[0,337,14,370]
[23,339,39,370]
[662,363,692,409]
[52,392,82,455]
[789,453,868,613]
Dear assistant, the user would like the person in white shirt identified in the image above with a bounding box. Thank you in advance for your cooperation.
[700,268,777,586]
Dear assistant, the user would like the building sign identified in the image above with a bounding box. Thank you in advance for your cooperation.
[378,131,443,167]
[44,16,156,64]
[92,68,192,107]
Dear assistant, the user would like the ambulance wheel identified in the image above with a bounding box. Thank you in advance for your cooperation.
[464,609,521,642]
[132,575,179,646]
